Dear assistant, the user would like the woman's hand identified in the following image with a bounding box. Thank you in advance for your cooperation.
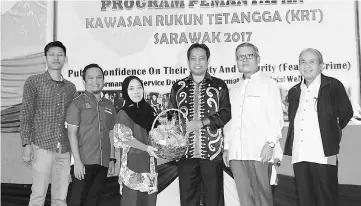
[146,146,159,159]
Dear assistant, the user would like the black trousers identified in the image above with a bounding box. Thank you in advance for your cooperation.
[68,164,108,206]
[293,162,339,206]
[177,158,224,206]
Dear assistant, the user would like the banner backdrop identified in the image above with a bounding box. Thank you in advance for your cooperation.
[57,0,361,121]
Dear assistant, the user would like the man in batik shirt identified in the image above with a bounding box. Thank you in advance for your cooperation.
[169,43,231,206]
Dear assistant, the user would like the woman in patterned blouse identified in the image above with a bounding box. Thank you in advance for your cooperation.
[113,76,159,206]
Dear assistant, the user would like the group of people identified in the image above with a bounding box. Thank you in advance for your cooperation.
[148,93,169,114]
[20,40,353,206]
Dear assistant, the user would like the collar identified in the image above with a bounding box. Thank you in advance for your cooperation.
[44,71,64,82]
[83,90,103,103]
[242,70,260,80]
[320,73,331,88]
[293,73,330,93]
[185,72,212,82]
[301,73,321,91]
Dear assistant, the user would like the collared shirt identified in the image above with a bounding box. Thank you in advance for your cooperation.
[20,71,77,153]
[224,71,284,161]
[169,72,231,160]
[292,74,336,165]
[66,91,116,166]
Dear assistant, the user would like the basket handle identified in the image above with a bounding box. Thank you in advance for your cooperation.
[151,108,188,131]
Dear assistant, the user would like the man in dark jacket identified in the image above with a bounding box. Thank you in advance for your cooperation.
[284,48,353,206]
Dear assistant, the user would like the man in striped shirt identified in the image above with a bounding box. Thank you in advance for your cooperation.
[20,41,77,206]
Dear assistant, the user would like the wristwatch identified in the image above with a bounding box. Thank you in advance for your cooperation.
[109,158,117,164]
[268,142,275,148]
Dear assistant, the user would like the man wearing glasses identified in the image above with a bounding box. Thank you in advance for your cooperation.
[284,48,353,206]
[223,42,284,206]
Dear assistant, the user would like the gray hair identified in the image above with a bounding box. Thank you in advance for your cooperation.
[235,42,260,59]
[299,48,324,64]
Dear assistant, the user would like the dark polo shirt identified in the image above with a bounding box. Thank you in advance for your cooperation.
[66,91,116,167]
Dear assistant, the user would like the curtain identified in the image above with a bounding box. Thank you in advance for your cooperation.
[1,1,49,133]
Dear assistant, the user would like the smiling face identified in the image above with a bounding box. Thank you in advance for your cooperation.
[236,46,260,76]
[44,46,67,71]
[299,50,323,84]
[127,79,144,103]
[188,47,209,77]
[84,67,104,94]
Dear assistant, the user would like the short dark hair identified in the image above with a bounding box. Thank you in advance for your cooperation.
[44,41,66,56]
[187,43,210,60]
[82,63,104,81]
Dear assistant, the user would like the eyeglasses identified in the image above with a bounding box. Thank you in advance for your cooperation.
[237,54,256,61]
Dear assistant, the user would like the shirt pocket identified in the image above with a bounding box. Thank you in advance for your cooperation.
[245,92,261,110]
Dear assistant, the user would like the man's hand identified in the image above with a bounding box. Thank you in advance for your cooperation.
[273,158,281,167]
[260,143,274,163]
[223,150,230,167]
[108,161,115,176]
[146,146,159,159]
[74,158,85,180]
[186,120,203,133]
[22,145,33,162]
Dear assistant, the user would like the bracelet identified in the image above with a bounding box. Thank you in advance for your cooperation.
[109,158,117,164]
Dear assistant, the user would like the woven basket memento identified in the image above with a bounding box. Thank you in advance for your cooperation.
[149,109,189,161]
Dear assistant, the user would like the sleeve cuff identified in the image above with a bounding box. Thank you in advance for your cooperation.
[266,133,281,144]
[21,138,31,146]
[273,141,283,161]
[65,122,79,128]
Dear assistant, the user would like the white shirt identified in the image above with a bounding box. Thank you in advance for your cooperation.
[292,74,336,165]
[224,72,284,162]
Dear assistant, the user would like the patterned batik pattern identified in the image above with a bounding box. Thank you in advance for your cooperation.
[174,79,223,160]
[113,124,157,194]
